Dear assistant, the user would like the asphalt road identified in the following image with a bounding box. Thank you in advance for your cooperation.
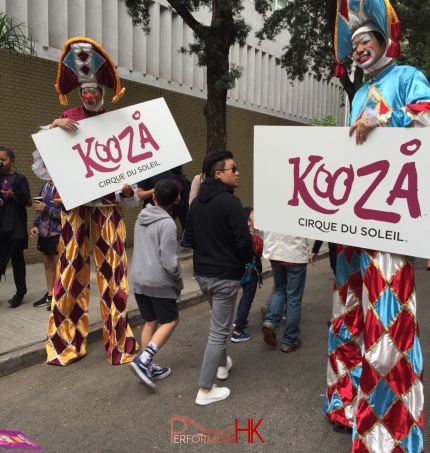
[1,256,429,453]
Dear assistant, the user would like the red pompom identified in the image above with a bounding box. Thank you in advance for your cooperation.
[387,42,400,58]
[387,21,401,58]
[335,63,346,78]
[391,21,401,41]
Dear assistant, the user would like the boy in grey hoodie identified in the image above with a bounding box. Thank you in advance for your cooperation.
[130,179,183,388]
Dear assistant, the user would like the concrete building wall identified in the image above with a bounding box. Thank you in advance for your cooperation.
[0,49,297,263]
[1,0,347,125]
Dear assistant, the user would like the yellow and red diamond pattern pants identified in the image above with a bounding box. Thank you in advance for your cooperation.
[46,205,138,366]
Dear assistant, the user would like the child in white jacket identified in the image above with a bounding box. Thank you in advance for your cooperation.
[261,231,308,353]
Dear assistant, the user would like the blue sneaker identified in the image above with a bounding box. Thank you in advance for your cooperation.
[130,357,156,388]
[231,330,251,343]
[151,363,171,380]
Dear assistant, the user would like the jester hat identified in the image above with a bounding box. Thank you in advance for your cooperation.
[54,37,125,105]
[334,0,400,77]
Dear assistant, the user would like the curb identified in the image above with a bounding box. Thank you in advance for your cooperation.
[0,270,273,378]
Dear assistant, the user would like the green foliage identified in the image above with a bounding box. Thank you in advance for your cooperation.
[256,0,339,83]
[121,0,254,150]
[215,64,243,91]
[0,12,35,55]
[121,0,152,33]
[256,0,430,88]
[394,0,430,81]
[123,0,251,87]
[308,115,338,127]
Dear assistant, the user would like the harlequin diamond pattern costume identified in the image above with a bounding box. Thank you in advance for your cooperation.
[46,37,139,366]
[325,1,430,451]
[324,245,363,428]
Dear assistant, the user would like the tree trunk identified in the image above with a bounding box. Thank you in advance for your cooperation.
[203,0,236,153]
[205,55,229,153]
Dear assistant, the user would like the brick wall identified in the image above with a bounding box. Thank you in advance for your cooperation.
[0,49,298,263]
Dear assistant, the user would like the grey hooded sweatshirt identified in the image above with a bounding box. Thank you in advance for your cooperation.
[131,204,183,299]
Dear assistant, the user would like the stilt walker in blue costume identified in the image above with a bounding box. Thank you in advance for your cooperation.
[324,1,430,452]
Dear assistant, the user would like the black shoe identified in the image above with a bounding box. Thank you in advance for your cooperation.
[8,294,23,308]
[333,421,353,434]
[33,292,49,307]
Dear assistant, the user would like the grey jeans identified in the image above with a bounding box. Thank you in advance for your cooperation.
[196,276,240,388]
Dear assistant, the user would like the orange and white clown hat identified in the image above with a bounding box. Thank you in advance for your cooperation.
[54,36,125,105]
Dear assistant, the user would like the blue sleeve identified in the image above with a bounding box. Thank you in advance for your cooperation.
[43,186,62,219]
[389,69,430,127]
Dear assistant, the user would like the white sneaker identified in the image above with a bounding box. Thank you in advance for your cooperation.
[216,356,233,380]
[195,384,230,405]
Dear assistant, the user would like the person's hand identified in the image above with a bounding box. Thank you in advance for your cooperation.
[137,187,155,200]
[1,189,15,200]
[349,118,373,145]
[30,226,39,238]
[34,200,46,211]
[121,183,132,197]
[51,118,79,132]
[310,252,319,265]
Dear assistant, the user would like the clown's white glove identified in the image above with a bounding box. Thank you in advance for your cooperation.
[362,108,380,128]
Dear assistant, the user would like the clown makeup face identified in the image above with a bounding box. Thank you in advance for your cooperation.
[352,32,386,70]
[80,86,103,111]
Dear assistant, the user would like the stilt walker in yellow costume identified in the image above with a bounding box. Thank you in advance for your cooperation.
[45,37,139,366]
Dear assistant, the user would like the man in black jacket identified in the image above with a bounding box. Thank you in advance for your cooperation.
[185,151,252,405]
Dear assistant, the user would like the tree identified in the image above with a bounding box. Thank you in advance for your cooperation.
[395,0,430,80]
[122,0,251,152]
[308,115,338,127]
[255,0,362,105]
[256,0,430,104]
[122,0,429,150]
[0,12,35,55]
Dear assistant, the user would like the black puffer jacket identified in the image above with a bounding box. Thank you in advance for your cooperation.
[185,177,252,280]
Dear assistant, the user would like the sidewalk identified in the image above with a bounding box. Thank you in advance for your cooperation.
[0,241,328,377]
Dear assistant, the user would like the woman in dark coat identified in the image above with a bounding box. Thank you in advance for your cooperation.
[0,145,32,307]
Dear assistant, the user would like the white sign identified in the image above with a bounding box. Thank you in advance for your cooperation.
[32,98,192,210]
[254,126,430,258]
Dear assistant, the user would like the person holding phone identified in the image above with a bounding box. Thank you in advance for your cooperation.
[30,152,62,309]
[0,145,32,308]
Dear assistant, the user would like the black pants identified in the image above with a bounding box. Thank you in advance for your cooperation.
[172,207,188,234]
[328,242,337,276]
[1,240,28,297]
[12,246,27,297]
